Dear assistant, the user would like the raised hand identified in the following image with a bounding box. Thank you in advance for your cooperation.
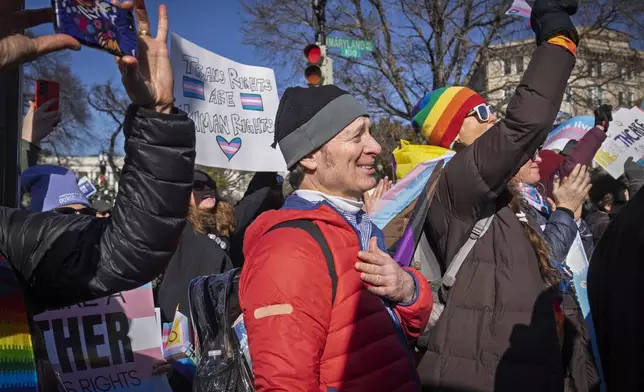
[552,164,592,213]
[114,0,173,114]
[530,0,579,46]
[355,237,415,303]
[0,2,81,70]
[594,104,613,132]
[363,176,392,214]
[22,100,61,147]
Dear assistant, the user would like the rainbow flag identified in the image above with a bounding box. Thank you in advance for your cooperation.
[183,76,205,100]
[0,258,38,392]
[240,93,264,111]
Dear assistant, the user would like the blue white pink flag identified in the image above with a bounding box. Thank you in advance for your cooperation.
[183,76,205,101]
[369,154,452,230]
[506,0,533,17]
[240,93,264,111]
[543,115,594,151]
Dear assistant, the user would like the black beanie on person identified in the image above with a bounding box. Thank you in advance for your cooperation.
[273,85,369,169]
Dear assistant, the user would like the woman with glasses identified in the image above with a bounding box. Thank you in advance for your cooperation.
[409,1,599,390]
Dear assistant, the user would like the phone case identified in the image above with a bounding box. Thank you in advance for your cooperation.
[35,80,60,112]
[52,0,138,57]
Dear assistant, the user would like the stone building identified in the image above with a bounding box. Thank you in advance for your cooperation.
[471,28,644,118]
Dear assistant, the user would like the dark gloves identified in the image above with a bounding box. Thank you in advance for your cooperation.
[594,104,613,132]
[531,0,579,46]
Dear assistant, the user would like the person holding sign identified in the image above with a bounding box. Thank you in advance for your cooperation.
[411,0,589,390]
[0,1,196,391]
[240,85,431,391]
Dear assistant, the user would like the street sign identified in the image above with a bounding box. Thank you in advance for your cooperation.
[327,36,374,52]
[341,48,361,58]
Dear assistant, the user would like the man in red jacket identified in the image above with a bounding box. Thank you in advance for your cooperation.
[240,85,431,391]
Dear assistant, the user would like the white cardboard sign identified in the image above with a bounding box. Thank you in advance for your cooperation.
[171,33,287,172]
[595,107,644,178]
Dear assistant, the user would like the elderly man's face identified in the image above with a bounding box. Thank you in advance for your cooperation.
[303,116,382,200]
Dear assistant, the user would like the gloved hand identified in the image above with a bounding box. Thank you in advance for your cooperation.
[594,104,613,132]
[531,0,579,46]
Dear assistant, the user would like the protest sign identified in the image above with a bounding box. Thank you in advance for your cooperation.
[595,107,644,178]
[542,116,594,152]
[506,0,533,17]
[170,33,286,172]
[33,284,170,392]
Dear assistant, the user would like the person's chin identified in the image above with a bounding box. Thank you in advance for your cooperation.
[358,176,378,192]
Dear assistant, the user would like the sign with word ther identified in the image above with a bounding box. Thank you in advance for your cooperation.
[327,36,374,59]
[170,33,287,172]
[33,284,170,392]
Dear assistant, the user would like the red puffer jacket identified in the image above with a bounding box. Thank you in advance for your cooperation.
[239,197,431,391]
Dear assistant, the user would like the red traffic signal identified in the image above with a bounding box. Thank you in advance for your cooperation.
[304,44,323,64]
[304,44,327,86]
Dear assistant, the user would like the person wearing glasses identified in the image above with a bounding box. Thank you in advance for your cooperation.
[410,1,600,391]
[21,165,97,215]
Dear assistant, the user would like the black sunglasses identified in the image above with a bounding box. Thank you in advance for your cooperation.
[193,180,217,191]
[54,207,97,216]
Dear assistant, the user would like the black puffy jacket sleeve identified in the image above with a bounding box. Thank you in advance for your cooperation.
[0,105,196,310]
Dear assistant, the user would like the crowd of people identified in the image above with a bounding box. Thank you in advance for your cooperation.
[0,0,643,391]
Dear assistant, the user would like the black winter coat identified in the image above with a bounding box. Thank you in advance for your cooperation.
[588,174,644,391]
[528,207,600,392]
[0,105,196,391]
[417,43,576,391]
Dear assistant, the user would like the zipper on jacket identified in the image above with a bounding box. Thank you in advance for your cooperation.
[319,200,422,389]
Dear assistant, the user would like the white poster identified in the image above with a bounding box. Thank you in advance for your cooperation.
[170,33,287,172]
[595,107,644,178]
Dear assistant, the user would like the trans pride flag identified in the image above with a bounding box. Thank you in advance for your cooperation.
[370,152,453,267]
[183,76,205,100]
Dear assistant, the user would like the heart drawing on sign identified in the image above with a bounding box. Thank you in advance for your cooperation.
[216,136,242,161]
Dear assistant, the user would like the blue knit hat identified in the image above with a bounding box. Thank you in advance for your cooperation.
[21,165,90,212]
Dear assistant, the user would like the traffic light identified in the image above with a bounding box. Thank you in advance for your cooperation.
[304,43,333,87]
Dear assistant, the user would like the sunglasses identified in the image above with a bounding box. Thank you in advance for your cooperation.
[53,207,97,216]
[467,104,496,123]
[193,180,217,191]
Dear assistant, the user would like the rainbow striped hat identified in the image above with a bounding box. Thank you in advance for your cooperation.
[411,86,486,148]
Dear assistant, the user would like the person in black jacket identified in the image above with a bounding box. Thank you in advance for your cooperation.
[155,170,237,391]
[229,171,285,267]
[588,157,644,390]
[0,1,196,391]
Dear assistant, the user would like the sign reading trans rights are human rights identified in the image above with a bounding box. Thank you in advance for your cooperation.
[170,33,287,172]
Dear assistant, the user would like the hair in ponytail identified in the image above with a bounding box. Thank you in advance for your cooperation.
[507,178,561,287]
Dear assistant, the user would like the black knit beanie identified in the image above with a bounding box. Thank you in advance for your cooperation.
[273,85,369,169]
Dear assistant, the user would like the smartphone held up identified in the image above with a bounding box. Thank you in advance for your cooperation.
[52,0,138,58]
[35,80,60,112]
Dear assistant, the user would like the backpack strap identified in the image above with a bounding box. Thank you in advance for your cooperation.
[267,220,337,305]
[442,215,495,288]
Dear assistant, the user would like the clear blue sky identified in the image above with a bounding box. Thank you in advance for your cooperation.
[28,0,288,154]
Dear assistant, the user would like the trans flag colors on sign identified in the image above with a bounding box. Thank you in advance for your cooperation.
[170,33,287,172]
[33,284,171,392]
